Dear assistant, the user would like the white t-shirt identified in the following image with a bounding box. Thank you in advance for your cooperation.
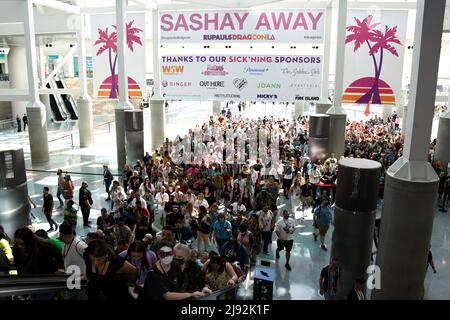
[155,192,169,210]
[258,210,273,232]
[283,165,295,180]
[130,198,147,209]
[309,168,321,184]
[62,237,88,275]
[232,202,247,213]
[276,218,296,241]
[194,199,209,209]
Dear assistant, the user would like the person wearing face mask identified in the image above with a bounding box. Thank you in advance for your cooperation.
[173,243,212,295]
[140,243,205,300]
[275,209,296,271]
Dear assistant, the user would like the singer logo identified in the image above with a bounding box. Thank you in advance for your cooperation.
[162,65,185,74]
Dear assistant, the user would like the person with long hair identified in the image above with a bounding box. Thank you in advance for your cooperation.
[203,253,238,291]
[197,206,211,253]
[12,227,64,274]
[122,164,132,195]
[289,177,302,214]
[84,239,137,300]
[119,240,156,298]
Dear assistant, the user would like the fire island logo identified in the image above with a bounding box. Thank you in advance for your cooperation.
[202,65,229,76]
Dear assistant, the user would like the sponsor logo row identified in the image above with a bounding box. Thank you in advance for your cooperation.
[163,78,281,90]
[163,64,271,76]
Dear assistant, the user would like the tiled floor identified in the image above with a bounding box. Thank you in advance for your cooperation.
[0,101,448,299]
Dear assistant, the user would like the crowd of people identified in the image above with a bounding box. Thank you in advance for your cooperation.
[0,108,448,301]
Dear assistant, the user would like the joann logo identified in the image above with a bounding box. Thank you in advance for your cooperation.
[202,65,228,76]
[162,65,185,74]
[257,94,278,99]
[233,78,248,91]
[200,81,225,88]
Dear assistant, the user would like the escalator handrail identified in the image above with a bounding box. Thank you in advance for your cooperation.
[191,282,241,300]
[0,274,87,297]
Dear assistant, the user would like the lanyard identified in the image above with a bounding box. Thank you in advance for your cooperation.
[62,238,75,259]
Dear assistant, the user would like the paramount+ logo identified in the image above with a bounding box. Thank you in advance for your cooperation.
[162,65,185,74]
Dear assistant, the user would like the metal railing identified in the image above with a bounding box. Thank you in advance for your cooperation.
[0,118,15,130]
[47,120,115,147]
[0,274,87,298]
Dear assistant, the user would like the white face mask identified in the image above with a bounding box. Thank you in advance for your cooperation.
[161,255,173,265]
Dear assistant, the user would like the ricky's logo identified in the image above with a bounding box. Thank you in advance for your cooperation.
[257,94,278,99]
[162,65,185,74]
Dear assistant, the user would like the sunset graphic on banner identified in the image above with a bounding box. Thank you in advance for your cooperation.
[341,12,406,116]
[97,75,142,99]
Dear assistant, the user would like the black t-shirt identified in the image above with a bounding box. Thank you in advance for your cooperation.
[43,193,53,213]
[79,187,92,207]
[129,176,142,191]
[97,215,115,232]
[300,184,312,197]
[141,261,183,300]
[85,255,132,300]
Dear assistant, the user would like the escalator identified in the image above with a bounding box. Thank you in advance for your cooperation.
[46,82,65,122]
[55,79,78,120]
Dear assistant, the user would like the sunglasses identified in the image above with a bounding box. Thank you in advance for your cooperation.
[158,251,172,258]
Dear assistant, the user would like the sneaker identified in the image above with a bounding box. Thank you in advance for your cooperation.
[313,233,318,241]
[276,250,280,259]
[285,263,292,271]
[321,245,328,251]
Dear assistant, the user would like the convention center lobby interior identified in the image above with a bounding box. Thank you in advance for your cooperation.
[0,0,450,301]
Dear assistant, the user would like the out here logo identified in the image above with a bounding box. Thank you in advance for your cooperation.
[162,65,185,74]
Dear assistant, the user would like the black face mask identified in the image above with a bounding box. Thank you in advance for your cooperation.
[173,258,185,265]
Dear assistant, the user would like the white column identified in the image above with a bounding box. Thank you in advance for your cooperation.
[328,0,347,113]
[23,0,49,163]
[8,47,28,116]
[77,13,94,147]
[372,0,444,300]
[435,109,450,174]
[116,0,133,110]
[115,0,135,171]
[320,4,332,102]
[212,100,221,114]
[150,8,165,152]
[382,105,393,122]
[326,0,347,158]
[152,9,162,99]
[294,101,304,119]
[401,104,408,135]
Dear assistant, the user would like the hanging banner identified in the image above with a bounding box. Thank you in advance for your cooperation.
[160,55,322,101]
[159,10,325,43]
[91,13,146,99]
[342,10,408,108]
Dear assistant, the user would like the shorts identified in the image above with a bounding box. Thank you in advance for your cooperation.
[318,224,329,237]
[277,239,294,252]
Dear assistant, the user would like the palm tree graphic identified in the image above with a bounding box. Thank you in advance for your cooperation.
[345,15,402,115]
[94,20,143,99]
